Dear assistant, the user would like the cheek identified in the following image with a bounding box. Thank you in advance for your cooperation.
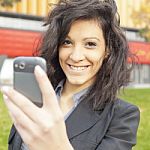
[59,48,71,60]
[58,51,64,69]
[88,52,105,67]
[59,49,67,63]
[94,59,104,72]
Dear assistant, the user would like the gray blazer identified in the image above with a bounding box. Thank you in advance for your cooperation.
[8,98,140,150]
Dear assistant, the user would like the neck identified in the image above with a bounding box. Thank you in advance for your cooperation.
[62,79,93,97]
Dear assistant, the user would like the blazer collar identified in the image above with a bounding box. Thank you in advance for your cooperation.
[65,99,103,139]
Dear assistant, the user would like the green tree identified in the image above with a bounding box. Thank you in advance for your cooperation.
[0,0,21,7]
[132,0,150,41]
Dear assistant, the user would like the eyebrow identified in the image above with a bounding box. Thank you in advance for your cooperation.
[66,36,100,42]
[83,37,100,41]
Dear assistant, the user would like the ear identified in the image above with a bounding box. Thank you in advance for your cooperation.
[104,49,109,58]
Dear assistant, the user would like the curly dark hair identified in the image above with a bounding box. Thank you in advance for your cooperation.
[38,0,133,110]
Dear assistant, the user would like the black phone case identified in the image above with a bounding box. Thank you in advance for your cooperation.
[14,57,47,107]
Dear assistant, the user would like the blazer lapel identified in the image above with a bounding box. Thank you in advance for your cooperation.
[65,99,102,140]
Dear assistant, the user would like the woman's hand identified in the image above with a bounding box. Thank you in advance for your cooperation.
[1,66,73,150]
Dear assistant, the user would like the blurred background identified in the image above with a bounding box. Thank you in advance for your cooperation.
[0,0,150,150]
[0,0,150,87]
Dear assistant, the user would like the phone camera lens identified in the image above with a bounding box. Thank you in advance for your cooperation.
[19,62,25,70]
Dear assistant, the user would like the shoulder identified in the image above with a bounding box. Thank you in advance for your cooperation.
[106,98,140,134]
[86,99,140,149]
[100,98,140,122]
[112,98,140,118]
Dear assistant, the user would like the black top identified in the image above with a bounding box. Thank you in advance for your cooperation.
[8,98,140,150]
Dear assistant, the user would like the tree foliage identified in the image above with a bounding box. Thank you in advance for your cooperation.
[0,0,21,7]
[132,0,150,41]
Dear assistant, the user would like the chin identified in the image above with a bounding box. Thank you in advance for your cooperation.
[66,74,96,87]
[68,77,86,86]
[69,80,85,85]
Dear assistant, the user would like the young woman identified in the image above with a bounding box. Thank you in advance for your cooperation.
[1,0,140,150]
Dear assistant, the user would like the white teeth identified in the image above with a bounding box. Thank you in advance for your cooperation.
[70,65,88,71]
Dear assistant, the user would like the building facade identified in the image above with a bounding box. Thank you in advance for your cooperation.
[0,0,145,29]
[0,0,150,87]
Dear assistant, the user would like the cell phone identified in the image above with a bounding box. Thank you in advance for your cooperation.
[13,57,47,107]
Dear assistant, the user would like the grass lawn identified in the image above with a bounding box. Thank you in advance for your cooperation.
[0,88,150,150]
[119,88,150,150]
[0,93,12,150]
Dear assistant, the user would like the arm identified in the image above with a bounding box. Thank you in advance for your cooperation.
[1,66,74,150]
[96,102,140,150]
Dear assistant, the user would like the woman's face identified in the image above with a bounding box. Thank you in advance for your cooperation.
[59,19,106,88]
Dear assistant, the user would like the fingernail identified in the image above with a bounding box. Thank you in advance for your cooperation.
[35,65,45,76]
[1,86,10,94]
[3,94,9,104]
[3,94,8,100]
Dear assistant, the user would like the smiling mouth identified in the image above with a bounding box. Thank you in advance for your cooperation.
[68,64,89,71]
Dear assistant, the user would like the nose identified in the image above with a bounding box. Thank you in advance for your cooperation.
[69,45,85,62]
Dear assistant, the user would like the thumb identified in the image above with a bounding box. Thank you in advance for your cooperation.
[34,66,59,110]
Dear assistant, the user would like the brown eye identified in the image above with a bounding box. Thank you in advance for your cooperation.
[62,39,72,46]
[86,42,97,48]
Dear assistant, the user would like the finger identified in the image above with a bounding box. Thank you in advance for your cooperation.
[15,125,33,148]
[2,93,37,135]
[3,94,16,123]
[1,86,40,123]
[14,120,40,148]
[34,66,60,111]
[2,91,55,143]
